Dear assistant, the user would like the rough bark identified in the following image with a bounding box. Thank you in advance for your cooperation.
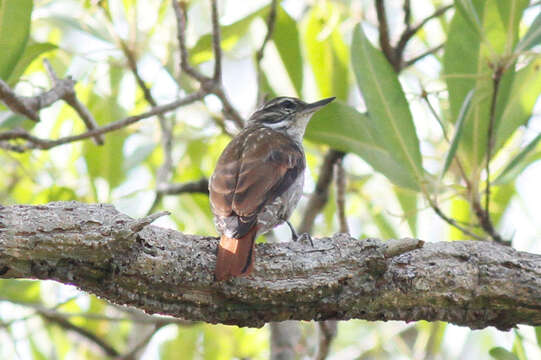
[0,202,540,330]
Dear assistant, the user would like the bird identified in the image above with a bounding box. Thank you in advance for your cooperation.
[209,96,335,281]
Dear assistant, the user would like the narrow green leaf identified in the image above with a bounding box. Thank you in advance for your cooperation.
[303,3,349,100]
[6,42,57,86]
[190,6,268,65]
[351,25,423,190]
[0,0,33,79]
[273,6,303,95]
[515,11,541,52]
[494,133,541,185]
[306,101,419,190]
[535,326,541,346]
[454,0,483,35]
[394,187,418,236]
[442,90,474,176]
[495,0,528,53]
[489,347,519,360]
[495,58,541,152]
[83,94,127,192]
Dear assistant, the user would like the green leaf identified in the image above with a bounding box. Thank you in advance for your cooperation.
[489,347,519,360]
[442,90,474,177]
[190,6,268,65]
[306,101,419,190]
[454,0,483,35]
[394,187,417,236]
[515,11,541,52]
[494,133,541,185]
[0,279,41,302]
[6,42,57,86]
[494,58,541,152]
[83,94,127,194]
[535,326,541,346]
[0,0,33,79]
[303,3,349,100]
[495,0,529,53]
[273,6,303,95]
[351,25,424,190]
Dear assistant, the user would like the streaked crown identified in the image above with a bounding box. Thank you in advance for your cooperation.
[247,96,335,142]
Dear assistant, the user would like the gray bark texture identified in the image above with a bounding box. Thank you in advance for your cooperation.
[0,201,540,330]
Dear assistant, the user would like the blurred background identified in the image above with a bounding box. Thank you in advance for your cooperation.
[0,0,540,359]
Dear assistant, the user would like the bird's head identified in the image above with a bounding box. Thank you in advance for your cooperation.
[248,96,335,142]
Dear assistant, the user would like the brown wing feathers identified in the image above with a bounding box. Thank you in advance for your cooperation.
[210,127,304,280]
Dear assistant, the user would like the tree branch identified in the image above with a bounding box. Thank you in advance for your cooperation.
[0,202,540,330]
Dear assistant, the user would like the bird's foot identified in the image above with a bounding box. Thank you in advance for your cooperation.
[285,220,314,246]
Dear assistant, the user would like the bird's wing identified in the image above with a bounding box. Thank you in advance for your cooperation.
[209,127,305,238]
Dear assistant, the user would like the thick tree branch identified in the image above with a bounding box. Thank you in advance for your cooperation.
[0,202,540,330]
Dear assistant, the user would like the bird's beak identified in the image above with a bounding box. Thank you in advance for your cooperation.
[303,97,336,113]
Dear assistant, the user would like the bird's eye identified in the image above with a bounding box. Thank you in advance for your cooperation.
[281,100,296,110]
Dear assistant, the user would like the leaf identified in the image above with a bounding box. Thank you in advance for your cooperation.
[535,326,541,346]
[489,347,519,360]
[6,42,57,86]
[494,133,541,185]
[494,58,541,152]
[495,0,529,53]
[515,10,541,52]
[273,6,303,95]
[303,3,349,100]
[351,25,424,190]
[442,90,474,177]
[0,0,33,79]
[83,93,127,194]
[394,187,418,236]
[190,6,268,65]
[454,0,483,35]
[306,101,419,190]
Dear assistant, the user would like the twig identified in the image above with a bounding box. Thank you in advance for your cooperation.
[171,0,244,129]
[403,0,412,29]
[43,59,104,145]
[40,310,119,357]
[118,323,166,360]
[130,211,170,233]
[0,79,40,121]
[256,0,278,103]
[420,88,449,141]
[375,0,396,70]
[172,0,208,82]
[404,43,444,68]
[315,320,337,360]
[395,5,453,62]
[0,91,205,152]
[429,200,485,241]
[334,158,349,234]
[485,67,502,221]
[298,150,345,234]
[157,178,209,195]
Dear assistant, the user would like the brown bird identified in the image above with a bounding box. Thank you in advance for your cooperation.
[209,96,335,281]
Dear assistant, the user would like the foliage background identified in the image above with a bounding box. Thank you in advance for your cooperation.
[0,0,541,359]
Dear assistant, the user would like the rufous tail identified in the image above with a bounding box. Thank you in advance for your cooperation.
[214,226,258,281]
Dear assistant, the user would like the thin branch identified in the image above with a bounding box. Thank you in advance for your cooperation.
[270,322,302,360]
[420,88,449,141]
[395,5,453,62]
[0,91,205,152]
[157,178,209,195]
[256,0,278,103]
[172,0,208,82]
[0,79,40,121]
[334,158,349,234]
[210,0,222,82]
[315,320,337,360]
[40,309,119,357]
[43,59,104,145]
[375,0,397,70]
[429,199,485,241]
[298,150,345,234]
[404,43,444,68]
[118,323,166,360]
[485,68,502,222]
